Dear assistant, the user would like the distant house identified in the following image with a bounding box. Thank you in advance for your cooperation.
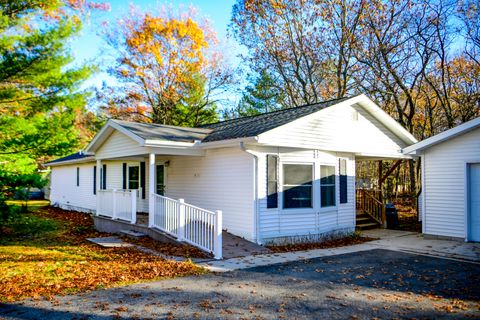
[403,117,480,242]
[46,94,416,258]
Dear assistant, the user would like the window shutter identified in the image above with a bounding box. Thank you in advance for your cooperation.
[266,155,278,209]
[93,166,96,195]
[140,161,146,199]
[102,164,107,189]
[122,163,127,189]
[340,159,348,204]
[76,167,80,186]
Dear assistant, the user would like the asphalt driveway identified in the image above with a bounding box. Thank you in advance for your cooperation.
[1,249,479,319]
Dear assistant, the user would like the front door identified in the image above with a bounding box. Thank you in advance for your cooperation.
[469,163,480,241]
[156,164,165,195]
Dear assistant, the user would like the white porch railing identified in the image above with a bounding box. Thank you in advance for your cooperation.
[152,193,222,259]
[97,189,137,224]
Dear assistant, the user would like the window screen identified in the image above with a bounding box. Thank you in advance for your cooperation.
[321,165,336,207]
[283,164,313,209]
[267,155,278,208]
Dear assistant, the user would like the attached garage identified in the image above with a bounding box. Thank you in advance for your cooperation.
[403,117,480,241]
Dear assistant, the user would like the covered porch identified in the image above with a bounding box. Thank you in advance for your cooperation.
[93,152,224,259]
[355,155,417,230]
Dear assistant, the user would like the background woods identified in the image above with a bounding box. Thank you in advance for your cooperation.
[230,0,480,197]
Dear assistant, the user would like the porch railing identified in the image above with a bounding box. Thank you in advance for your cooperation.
[152,193,222,259]
[356,188,384,225]
[97,189,137,224]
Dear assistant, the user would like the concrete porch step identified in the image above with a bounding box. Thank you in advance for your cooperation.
[120,229,147,238]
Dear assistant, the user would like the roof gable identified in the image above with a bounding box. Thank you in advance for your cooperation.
[255,95,417,157]
[200,96,353,142]
[403,117,480,154]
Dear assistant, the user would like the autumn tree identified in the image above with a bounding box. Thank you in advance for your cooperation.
[231,0,365,107]
[103,6,233,126]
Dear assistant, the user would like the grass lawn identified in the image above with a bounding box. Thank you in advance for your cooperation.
[0,205,205,302]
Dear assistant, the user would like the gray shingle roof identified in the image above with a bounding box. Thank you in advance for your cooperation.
[45,152,93,165]
[200,96,353,142]
[113,120,212,142]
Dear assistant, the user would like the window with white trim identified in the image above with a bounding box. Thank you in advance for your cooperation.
[321,165,336,207]
[283,164,313,209]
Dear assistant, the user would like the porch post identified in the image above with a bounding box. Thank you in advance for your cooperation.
[214,210,223,260]
[178,199,185,241]
[112,189,117,220]
[148,153,155,227]
[96,159,101,216]
[130,189,137,224]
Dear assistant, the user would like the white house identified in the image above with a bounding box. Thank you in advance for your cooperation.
[403,117,480,242]
[46,94,417,257]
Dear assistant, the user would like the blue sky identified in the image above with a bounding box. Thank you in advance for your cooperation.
[74,0,239,89]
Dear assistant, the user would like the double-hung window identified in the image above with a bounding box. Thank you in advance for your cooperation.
[283,164,313,209]
[128,165,140,190]
[321,165,336,207]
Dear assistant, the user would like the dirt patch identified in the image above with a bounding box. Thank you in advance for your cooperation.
[266,234,376,253]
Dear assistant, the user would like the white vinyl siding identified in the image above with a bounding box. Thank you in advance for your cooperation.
[257,148,355,243]
[96,130,146,159]
[258,103,407,157]
[50,162,96,213]
[164,148,255,241]
[422,127,480,239]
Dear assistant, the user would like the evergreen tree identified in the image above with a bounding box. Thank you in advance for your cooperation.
[222,71,284,119]
[0,1,97,203]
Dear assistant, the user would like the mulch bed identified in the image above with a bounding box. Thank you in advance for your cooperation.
[266,234,377,253]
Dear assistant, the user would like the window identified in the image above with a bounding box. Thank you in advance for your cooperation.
[283,164,313,208]
[101,164,107,190]
[321,165,336,207]
[128,165,140,189]
[267,155,278,208]
[339,159,348,204]
[76,167,80,186]
[156,164,165,195]
[93,166,96,195]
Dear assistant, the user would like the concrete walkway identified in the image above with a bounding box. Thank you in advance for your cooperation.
[200,229,480,272]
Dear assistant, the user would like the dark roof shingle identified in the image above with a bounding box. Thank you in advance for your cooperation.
[45,152,93,165]
[114,120,211,142]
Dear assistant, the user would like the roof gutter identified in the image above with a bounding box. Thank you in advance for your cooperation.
[199,136,258,149]
[45,156,95,167]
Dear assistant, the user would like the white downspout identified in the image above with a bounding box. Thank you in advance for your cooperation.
[240,141,260,244]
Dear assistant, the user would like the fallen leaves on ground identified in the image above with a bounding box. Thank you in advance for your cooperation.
[0,207,206,302]
[393,197,421,232]
[124,236,212,259]
[266,234,377,253]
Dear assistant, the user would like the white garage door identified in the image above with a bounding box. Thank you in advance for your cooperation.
[469,163,480,242]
